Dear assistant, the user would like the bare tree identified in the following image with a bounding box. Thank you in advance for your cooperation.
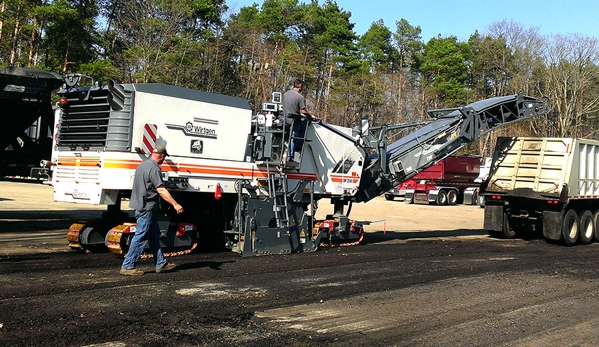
[540,34,599,138]
[485,19,544,95]
[478,20,546,151]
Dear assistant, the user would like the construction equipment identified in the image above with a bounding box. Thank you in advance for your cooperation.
[481,137,599,245]
[0,66,63,180]
[50,75,550,256]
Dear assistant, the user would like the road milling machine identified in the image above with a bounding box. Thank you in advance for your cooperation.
[52,74,550,256]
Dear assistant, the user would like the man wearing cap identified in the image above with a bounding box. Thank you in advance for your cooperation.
[120,145,184,276]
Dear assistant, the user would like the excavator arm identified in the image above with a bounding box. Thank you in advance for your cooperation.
[354,93,551,202]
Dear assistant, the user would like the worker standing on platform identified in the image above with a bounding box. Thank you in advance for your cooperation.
[283,79,317,166]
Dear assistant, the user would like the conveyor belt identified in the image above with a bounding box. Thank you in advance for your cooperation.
[355,93,551,202]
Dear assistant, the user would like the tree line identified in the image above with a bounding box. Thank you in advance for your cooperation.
[2,0,599,156]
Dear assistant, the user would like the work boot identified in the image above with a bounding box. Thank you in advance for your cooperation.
[120,268,144,276]
[156,262,177,273]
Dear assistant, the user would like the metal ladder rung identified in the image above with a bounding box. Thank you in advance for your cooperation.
[266,171,290,228]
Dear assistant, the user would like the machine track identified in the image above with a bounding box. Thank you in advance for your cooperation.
[66,223,87,252]
[67,221,110,253]
[68,221,199,258]
[314,219,365,248]
[68,218,361,257]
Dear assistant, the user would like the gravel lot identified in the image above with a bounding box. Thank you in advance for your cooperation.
[3,181,599,347]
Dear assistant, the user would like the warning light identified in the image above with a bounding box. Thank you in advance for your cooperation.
[215,183,222,200]
[58,97,68,107]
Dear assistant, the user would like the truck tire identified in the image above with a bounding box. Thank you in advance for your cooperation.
[593,210,599,242]
[579,210,594,244]
[562,209,579,246]
[384,194,394,201]
[501,212,517,239]
[447,190,458,205]
[436,190,447,205]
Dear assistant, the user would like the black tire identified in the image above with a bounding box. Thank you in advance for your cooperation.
[562,209,579,246]
[472,190,478,206]
[384,194,394,201]
[436,190,448,205]
[501,212,516,239]
[447,190,458,205]
[593,210,599,242]
[579,210,594,244]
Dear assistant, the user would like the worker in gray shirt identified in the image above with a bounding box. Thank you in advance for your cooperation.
[283,79,317,166]
[120,145,184,276]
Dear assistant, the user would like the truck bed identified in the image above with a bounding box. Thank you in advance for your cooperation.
[484,137,599,199]
[414,155,480,183]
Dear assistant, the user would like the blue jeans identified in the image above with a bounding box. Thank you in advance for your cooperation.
[288,120,307,160]
[121,209,168,269]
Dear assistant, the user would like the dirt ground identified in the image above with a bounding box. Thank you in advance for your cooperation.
[0,181,105,256]
[0,181,484,255]
[4,181,599,347]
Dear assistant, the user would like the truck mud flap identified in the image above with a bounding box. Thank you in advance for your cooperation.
[542,210,562,241]
[483,205,504,231]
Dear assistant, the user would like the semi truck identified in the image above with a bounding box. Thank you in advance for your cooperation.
[0,66,63,180]
[482,137,599,245]
[385,155,483,205]
[50,74,550,256]
[475,157,492,207]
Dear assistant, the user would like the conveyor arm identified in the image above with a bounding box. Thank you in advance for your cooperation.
[353,93,551,202]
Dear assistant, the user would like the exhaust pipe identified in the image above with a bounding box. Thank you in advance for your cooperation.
[107,80,127,110]
[107,92,125,110]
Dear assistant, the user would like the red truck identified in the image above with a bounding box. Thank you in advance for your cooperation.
[385,155,483,205]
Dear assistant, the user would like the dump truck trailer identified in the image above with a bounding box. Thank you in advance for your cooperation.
[481,137,599,245]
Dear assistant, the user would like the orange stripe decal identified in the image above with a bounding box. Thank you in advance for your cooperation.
[60,158,319,181]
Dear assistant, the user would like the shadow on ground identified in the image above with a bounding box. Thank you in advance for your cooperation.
[0,210,103,232]
[364,229,489,244]
[364,228,547,244]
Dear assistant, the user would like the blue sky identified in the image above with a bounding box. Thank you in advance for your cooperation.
[228,0,599,41]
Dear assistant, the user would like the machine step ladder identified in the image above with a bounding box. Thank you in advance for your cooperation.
[257,160,290,229]
[267,170,290,228]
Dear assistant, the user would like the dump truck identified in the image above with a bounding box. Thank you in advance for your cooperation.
[481,137,599,245]
[385,155,483,205]
[0,66,63,180]
[50,74,550,256]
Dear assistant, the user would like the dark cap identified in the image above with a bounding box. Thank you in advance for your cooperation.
[153,145,169,156]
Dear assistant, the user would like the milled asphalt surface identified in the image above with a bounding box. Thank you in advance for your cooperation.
[3,181,599,347]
